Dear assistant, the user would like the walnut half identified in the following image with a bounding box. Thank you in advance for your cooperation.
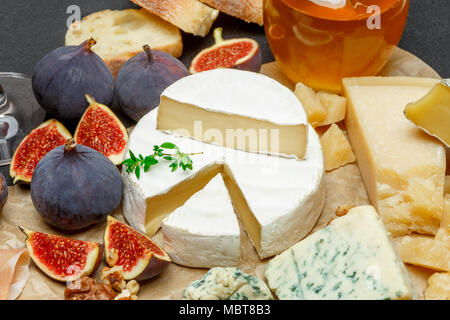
[113,280,140,300]
[65,276,117,300]
[101,266,127,292]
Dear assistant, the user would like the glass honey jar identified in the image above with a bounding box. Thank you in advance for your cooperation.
[264,0,410,92]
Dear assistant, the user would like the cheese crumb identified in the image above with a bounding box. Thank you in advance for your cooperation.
[320,124,356,171]
[424,272,450,300]
[294,82,326,127]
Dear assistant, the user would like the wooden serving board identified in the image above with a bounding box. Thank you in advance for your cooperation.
[0,47,443,300]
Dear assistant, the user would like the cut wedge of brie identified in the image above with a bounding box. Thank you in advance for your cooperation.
[161,173,240,268]
[156,69,308,160]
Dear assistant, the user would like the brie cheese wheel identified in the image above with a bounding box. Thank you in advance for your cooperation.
[122,109,325,259]
[156,69,308,159]
[161,173,240,268]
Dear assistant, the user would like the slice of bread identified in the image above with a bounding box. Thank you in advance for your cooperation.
[199,0,263,25]
[131,0,219,37]
[65,9,183,78]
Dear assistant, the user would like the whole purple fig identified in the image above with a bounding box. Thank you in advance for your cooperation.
[30,138,122,231]
[32,38,114,121]
[116,45,189,122]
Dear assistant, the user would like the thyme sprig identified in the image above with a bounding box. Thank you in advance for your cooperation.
[121,142,202,179]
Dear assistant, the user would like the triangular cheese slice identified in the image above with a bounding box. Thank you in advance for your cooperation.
[161,173,240,268]
[265,206,414,300]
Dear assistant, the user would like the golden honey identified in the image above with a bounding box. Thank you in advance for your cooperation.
[264,0,409,92]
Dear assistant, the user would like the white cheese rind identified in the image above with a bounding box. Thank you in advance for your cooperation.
[122,110,325,259]
[157,69,308,159]
[160,69,307,125]
[265,206,414,300]
[161,174,240,268]
[183,267,273,300]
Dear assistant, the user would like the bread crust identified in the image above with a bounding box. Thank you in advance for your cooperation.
[131,0,219,36]
[200,0,263,25]
[65,9,183,78]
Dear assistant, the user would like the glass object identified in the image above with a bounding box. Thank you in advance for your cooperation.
[264,0,410,92]
[0,73,46,165]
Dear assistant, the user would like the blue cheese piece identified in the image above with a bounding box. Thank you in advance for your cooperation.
[184,267,273,300]
[265,206,414,300]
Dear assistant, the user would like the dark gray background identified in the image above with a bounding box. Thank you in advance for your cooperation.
[0,0,448,185]
[0,0,449,76]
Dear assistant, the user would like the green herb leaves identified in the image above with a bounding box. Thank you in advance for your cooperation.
[122,143,202,179]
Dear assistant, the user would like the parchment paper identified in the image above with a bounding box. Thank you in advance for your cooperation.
[0,47,442,300]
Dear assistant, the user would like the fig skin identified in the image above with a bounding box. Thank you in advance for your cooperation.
[104,216,171,281]
[10,119,72,184]
[20,226,103,282]
[116,45,189,122]
[190,28,262,74]
[32,38,115,121]
[30,139,122,231]
[74,95,129,165]
[0,173,8,213]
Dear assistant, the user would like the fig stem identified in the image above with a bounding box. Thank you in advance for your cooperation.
[85,94,96,106]
[64,138,77,152]
[213,27,224,44]
[143,45,152,63]
[18,226,31,238]
[85,38,97,50]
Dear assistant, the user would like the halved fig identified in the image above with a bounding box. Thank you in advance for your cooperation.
[10,119,72,183]
[104,216,171,281]
[189,27,262,74]
[20,226,102,282]
[74,95,128,165]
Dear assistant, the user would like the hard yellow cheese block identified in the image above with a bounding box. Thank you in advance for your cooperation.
[399,195,450,273]
[320,124,355,171]
[399,235,450,272]
[343,77,446,236]
[404,80,450,147]
[424,272,450,300]
[435,194,450,243]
